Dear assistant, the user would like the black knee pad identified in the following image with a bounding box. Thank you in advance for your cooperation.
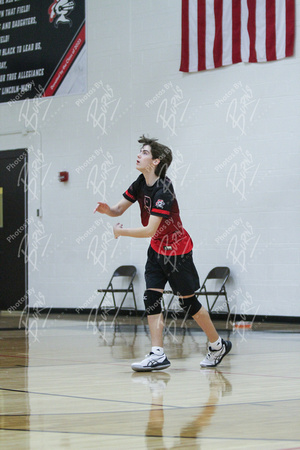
[143,290,163,316]
[179,295,201,317]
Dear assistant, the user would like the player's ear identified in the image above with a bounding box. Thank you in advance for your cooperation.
[152,158,160,166]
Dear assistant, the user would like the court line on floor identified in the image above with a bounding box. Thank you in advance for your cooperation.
[0,386,175,409]
[0,386,299,412]
[0,409,166,417]
[0,362,122,369]
[171,367,300,380]
[215,369,300,380]
[279,447,300,450]
[0,353,134,368]
[0,426,299,443]
[1,352,300,380]
[1,396,299,418]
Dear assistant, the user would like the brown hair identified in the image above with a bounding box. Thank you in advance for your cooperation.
[138,135,172,178]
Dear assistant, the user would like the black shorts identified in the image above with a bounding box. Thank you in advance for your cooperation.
[145,246,200,297]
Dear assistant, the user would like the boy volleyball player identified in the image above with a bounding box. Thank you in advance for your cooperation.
[94,135,232,371]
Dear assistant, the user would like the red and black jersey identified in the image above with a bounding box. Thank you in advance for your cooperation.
[123,174,193,256]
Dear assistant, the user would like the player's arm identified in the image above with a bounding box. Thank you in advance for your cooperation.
[113,215,163,239]
[94,198,132,217]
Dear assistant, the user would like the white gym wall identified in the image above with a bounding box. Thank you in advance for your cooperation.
[0,0,299,317]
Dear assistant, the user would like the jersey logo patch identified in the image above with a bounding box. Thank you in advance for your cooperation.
[155,199,165,208]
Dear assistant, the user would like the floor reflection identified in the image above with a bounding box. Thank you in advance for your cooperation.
[132,369,232,449]
[0,326,30,448]
[1,313,300,448]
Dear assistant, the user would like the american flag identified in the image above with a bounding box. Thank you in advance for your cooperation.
[180,0,295,72]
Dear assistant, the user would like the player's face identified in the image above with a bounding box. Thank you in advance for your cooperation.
[136,145,158,173]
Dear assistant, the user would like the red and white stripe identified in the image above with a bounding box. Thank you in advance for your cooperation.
[180,0,295,72]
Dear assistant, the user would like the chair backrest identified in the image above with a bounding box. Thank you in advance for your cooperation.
[113,265,137,278]
[206,267,230,280]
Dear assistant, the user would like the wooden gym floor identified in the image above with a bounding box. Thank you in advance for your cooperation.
[0,312,300,449]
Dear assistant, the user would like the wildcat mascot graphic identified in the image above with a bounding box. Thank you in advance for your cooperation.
[48,0,75,27]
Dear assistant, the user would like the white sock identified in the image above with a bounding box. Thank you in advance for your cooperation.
[210,337,222,350]
[152,346,164,356]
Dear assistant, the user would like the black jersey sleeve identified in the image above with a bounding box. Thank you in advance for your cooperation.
[151,178,175,218]
[123,175,142,203]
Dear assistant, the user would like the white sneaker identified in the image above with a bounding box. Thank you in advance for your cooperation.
[131,352,171,372]
[200,339,232,368]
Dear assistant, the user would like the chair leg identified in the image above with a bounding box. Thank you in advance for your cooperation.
[114,291,130,320]
[210,294,221,312]
[96,291,108,319]
[118,292,129,311]
[166,295,175,311]
[111,291,117,309]
[205,295,211,314]
[131,287,138,316]
[113,306,121,321]
[164,295,175,321]
[225,292,230,317]
[114,287,138,319]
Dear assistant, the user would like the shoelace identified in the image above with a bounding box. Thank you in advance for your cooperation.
[147,352,163,358]
[207,345,223,359]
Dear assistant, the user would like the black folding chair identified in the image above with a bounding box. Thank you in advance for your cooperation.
[196,267,230,315]
[96,266,137,319]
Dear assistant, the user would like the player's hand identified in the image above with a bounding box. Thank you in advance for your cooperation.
[93,202,110,214]
[113,223,123,239]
